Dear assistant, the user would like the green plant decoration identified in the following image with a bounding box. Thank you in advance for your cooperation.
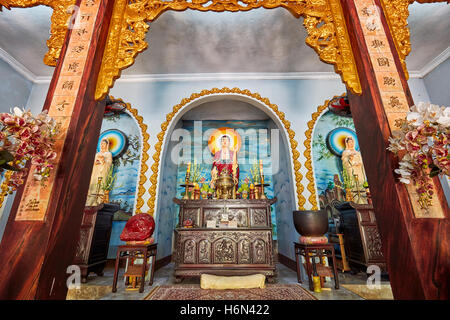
[341,168,355,190]
[188,161,206,184]
[101,166,122,192]
[249,162,261,184]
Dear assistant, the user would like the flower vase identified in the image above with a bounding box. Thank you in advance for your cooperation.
[103,190,110,203]
[345,188,353,202]
[242,191,248,199]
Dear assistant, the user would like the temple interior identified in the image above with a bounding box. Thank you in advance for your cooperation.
[0,0,449,303]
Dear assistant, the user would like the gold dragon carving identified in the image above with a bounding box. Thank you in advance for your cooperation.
[94,0,362,100]
[303,93,344,210]
[380,0,449,80]
[109,96,150,214]
[146,87,306,215]
[0,0,76,66]
[380,0,411,79]
[3,0,445,90]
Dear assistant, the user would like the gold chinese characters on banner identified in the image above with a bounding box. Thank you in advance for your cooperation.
[353,0,445,219]
[15,0,101,221]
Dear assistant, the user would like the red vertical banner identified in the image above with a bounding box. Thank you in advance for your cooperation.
[0,0,114,299]
[351,0,445,218]
[15,0,102,222]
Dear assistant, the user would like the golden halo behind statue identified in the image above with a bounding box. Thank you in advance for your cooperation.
[208,127,242,155]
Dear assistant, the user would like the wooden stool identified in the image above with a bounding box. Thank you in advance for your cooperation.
[112,243,157,293]
[294,242,339,291]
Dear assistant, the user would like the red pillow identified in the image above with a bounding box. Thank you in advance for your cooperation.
[120,213,155,241]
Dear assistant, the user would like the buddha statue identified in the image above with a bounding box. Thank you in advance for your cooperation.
[210,135,239,190]
[86,138,113,206]
[341,136,366,193]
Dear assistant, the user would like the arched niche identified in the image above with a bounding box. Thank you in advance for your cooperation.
[153,89,301,261]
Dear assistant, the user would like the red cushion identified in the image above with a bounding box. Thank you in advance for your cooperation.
[120,213,155,241]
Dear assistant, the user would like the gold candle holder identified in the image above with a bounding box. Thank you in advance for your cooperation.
[260,172,267,199]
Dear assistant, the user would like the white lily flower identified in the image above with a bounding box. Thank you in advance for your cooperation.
[425,104,443,122]
[399,177,411,184]
[406,112,423,127]
[13,107,24,117]
[437,115,450,127]
[394,168,411,176]
[411,101,429,114]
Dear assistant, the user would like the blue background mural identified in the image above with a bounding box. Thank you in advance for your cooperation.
[312,111,358,198]
[174,120,277,239]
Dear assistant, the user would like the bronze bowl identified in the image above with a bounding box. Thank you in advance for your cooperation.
[293,210,328,237]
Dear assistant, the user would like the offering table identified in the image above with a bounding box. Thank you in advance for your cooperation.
[173,198,277,282]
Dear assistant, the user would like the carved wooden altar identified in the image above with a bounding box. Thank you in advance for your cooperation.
[74,203,119,282]
[173,198,277,282]
[335,202,386,272]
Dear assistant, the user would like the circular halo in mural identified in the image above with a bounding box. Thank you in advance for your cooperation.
[326,127,359,157]
[98,129,128,158]
[208,127,242,155]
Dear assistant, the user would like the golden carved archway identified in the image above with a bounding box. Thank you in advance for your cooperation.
[107,97,150,214]
[303,94,344,210]
[147,87,306,215]
[94,0,362,100]
[2,0,445,97]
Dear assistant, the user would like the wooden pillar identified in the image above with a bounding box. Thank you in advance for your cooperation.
[0,0,114,299]
[341,0,449,299]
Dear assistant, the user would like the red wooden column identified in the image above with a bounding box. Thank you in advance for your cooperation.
[341,0,449,299]
[0,0,114,299]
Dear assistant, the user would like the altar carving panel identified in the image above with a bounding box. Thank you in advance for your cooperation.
[253,239,267,264]
[198,239,211,264]
[238,239,251,264]
[250,208,268,227]
[173,198,276,279]
[363,226,384,261]
[213,238,236,264]
[184,208,201,227]
[183,239,196,264]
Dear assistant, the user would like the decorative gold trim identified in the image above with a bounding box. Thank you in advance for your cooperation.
[108,96,150,214]
[0,170,13,208]
[146,87,306,215]
[380,0,411,80]
[0,0,76,66]
[95,0,362,100]
[303,94,345,210]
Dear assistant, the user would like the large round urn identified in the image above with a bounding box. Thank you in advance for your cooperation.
[293,210,328,237]
[216,169,235,199]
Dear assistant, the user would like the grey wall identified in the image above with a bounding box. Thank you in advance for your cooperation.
[423,58,450,205]
[0,59,33,112]
[0,58,33,243]
[423,58,450,106]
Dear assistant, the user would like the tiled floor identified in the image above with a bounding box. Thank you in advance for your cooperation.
[72,262,391,300]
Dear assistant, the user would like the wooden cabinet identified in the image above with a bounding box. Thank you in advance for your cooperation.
[335,202,386,271]
[74,203,118,282]
[173,198,277,282]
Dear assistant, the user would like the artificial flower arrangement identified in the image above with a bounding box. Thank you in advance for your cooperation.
[388,102,449,209]
[238,177,251,198]
[0,107,59,194]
